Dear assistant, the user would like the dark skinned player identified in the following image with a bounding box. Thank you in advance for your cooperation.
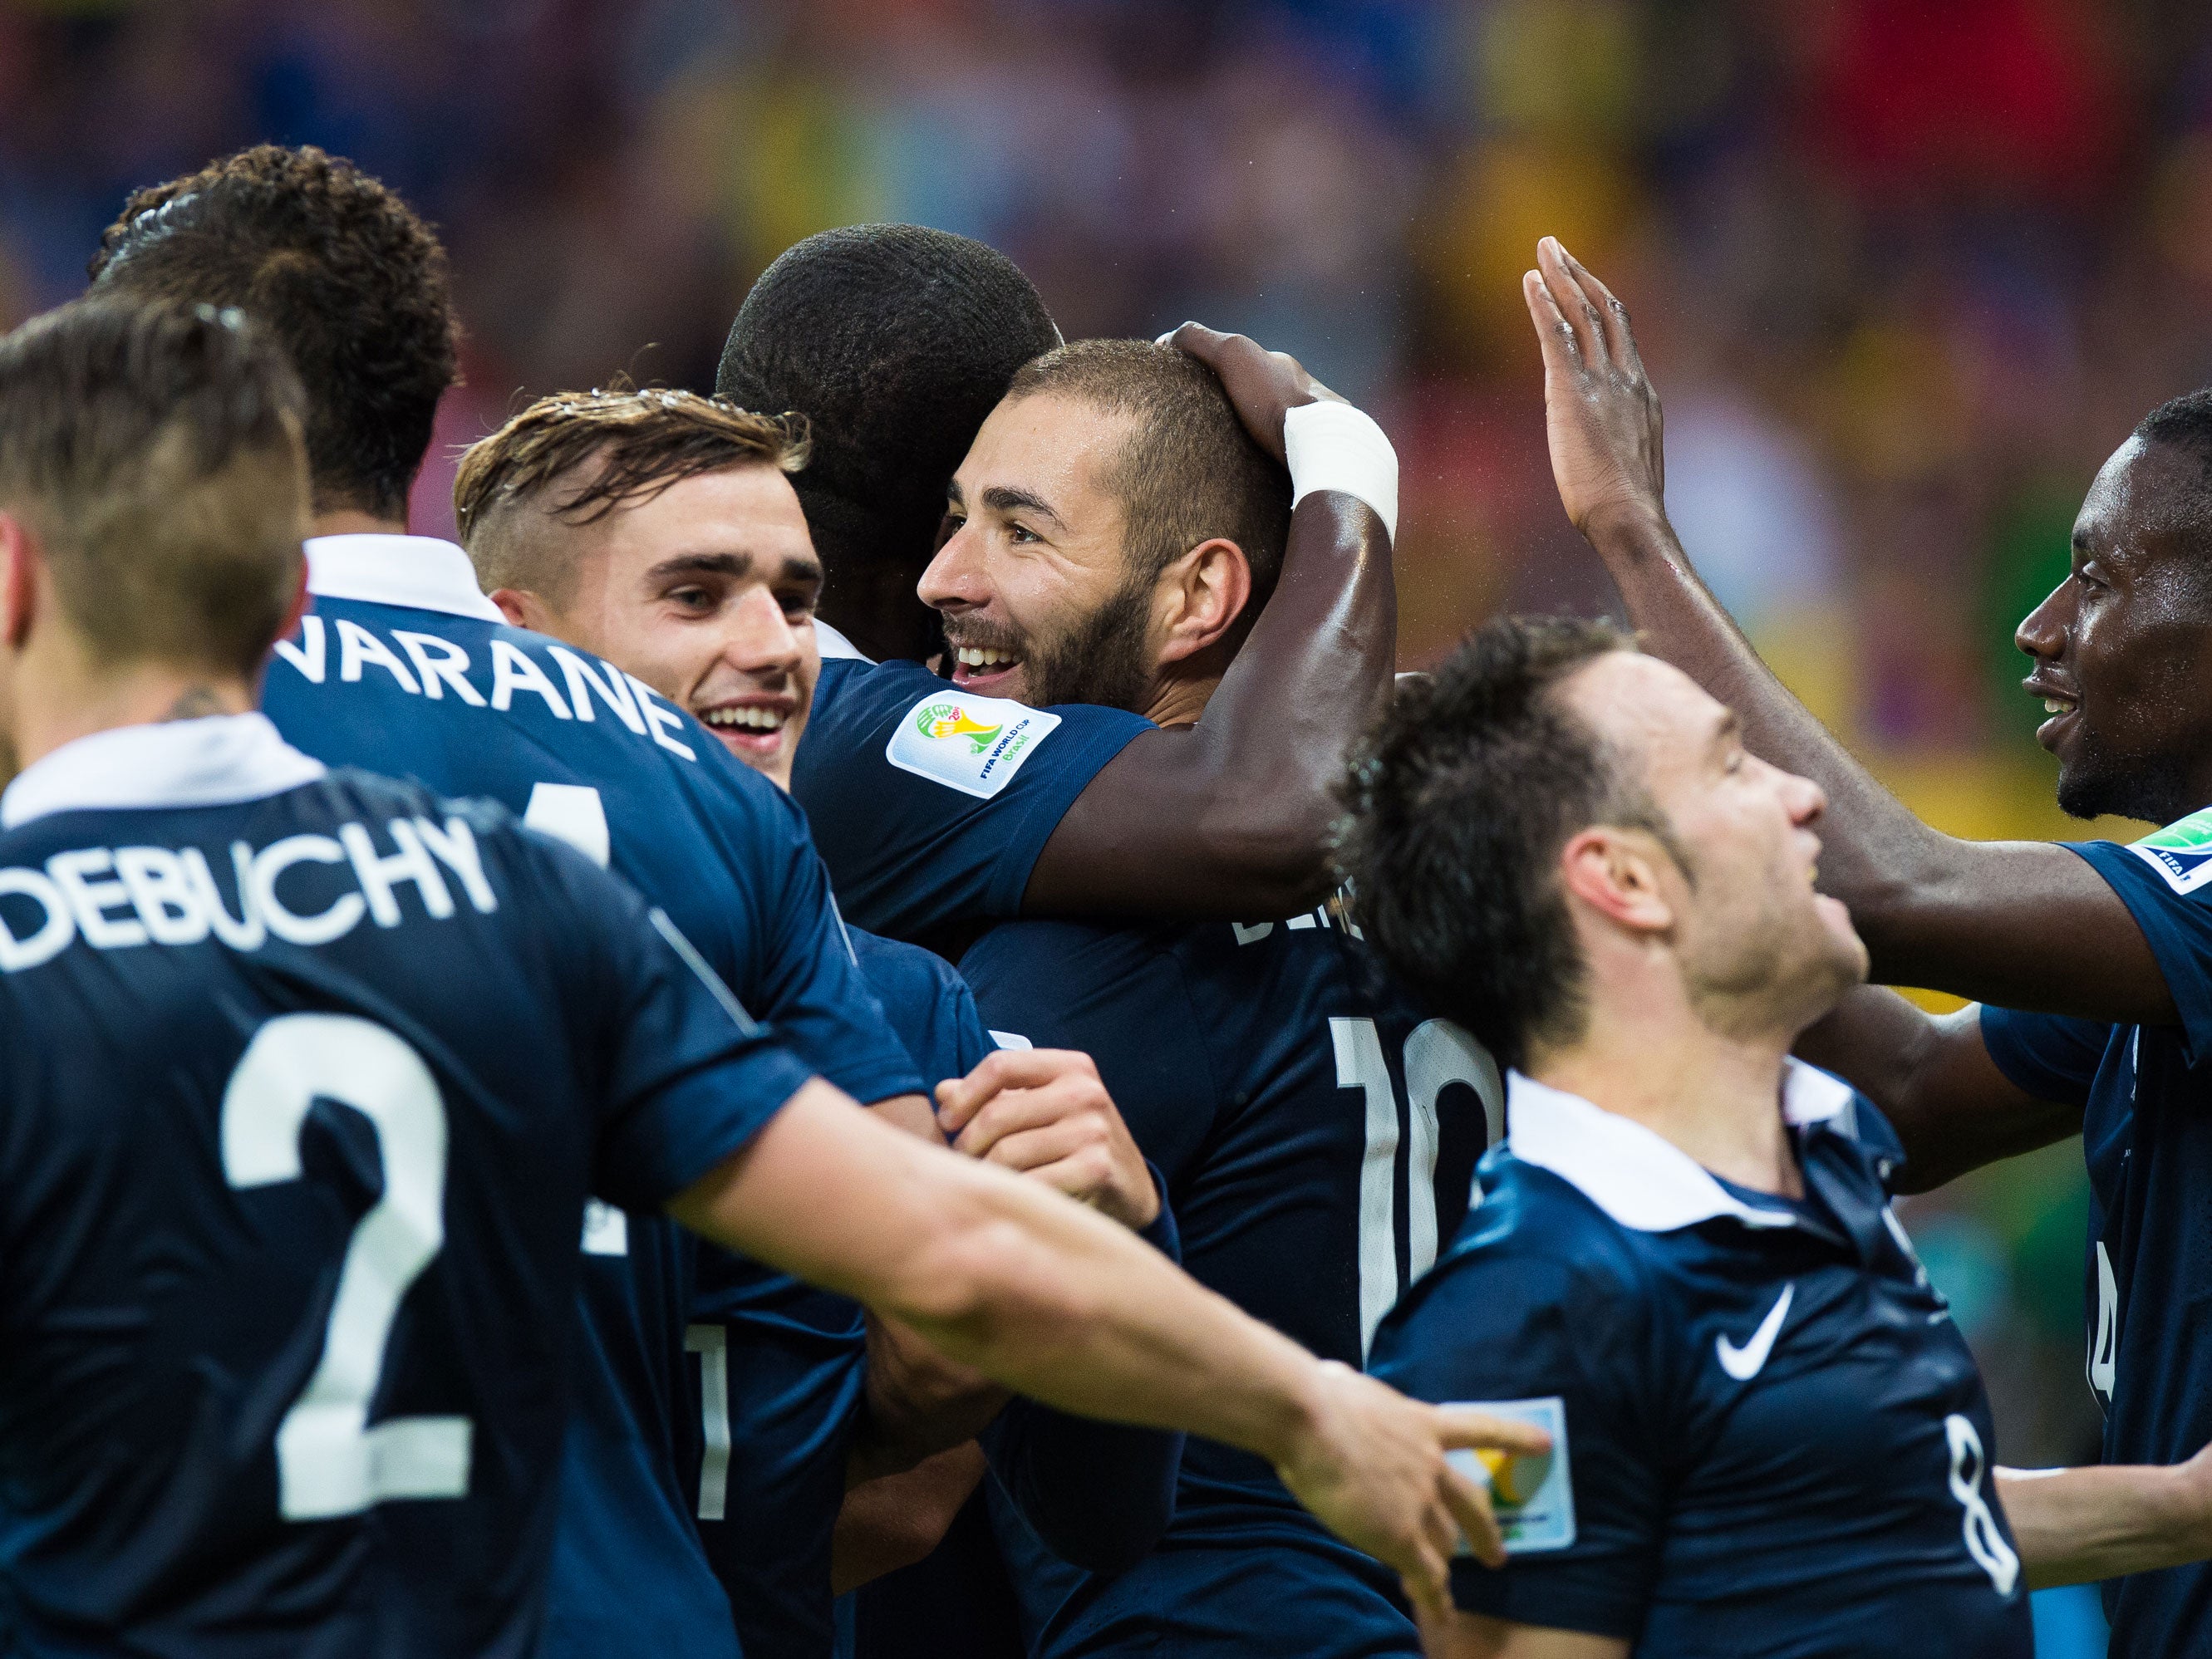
[1516,233,2212,1654]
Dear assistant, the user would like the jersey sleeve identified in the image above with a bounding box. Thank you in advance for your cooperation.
[2065,833,2212,1064]
[1368,1218,1665,1640]
[1978,1003,2109,1109]
[746,788,925,1107]
[789,659,1150,940]
[535,833,820,1212]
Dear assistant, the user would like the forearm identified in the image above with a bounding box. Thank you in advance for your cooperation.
[1027,493,1392,919]
[846,1312,1008,1484]
[2000,1463,2212,1588]
[1585,503,1953,920]
[832,1442,987,1593]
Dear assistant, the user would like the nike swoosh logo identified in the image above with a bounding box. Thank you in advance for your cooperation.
[1716,1283,1794,1381]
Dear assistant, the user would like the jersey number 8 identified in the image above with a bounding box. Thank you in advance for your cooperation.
[224,1014,472,1520]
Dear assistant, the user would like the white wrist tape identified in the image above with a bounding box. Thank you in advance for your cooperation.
[1284,400,1398,542]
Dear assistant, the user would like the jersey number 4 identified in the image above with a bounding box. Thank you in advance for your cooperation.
[1331,1016,1502,1359]
[224,1013,471,1520]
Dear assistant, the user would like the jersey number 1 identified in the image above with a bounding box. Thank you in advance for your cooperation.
[1331,1017,1502,1359]
[224,1014,471,1519]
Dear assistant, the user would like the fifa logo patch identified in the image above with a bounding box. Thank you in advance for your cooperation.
[887,691,1063,799]
[2130,808,2212,892]
[1443,1396,1575,1555]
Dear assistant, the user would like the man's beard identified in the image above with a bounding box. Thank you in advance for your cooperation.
[1021,573,1157,714]
[2056,724,2195,826]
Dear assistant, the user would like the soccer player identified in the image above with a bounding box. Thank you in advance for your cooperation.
[931,340,1500,1657]
[80,144,924,1659]
[450,386,1182,1654]
[1516,236,2212,1652]
[719,225,1401,945]
[0,292,1541,1658]
[1349,617,2212,1657]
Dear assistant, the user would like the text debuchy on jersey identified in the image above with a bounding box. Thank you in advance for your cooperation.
[0,714,813,1657]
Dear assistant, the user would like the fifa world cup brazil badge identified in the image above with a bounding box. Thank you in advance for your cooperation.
[886,692,1064,799]
[1445,1396,1575,1554]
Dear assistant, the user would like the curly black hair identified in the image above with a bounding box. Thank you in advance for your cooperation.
[88,145,457,523]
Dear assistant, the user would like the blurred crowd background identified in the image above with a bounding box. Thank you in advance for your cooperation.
[7,0,2200,1647]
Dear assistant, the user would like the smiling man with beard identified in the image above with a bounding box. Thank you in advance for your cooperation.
[936,338,1504,1658]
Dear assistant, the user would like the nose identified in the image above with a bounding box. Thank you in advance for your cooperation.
[918,518,989,615]
[728,586,800,675]
[2016,576,2072,664]
[1782,766,1827,828]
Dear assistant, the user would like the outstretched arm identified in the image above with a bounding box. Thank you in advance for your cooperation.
[670,1077,1550,1619]
[1523,238,2170,1026]
[1025,326,1394,920]
[2000,1448,2212,1588]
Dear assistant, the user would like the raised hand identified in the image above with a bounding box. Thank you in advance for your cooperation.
[1163,322,1345,461]
[1523,236,1668,542]
[936,1048,1160,1232]
[1273,1362,1552,1617]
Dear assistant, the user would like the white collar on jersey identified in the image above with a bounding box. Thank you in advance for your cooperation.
[815,620,872,663]
[1,713,326,831]
[1506,1059,1856,1234]
[305,533,508,623]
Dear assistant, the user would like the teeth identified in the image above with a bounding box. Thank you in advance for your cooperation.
[704,707,786,731]
[2043,699,2074,714]
[956,646,1015,668]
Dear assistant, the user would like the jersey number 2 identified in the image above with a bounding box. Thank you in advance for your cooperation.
[1331,1017,1502,1358]
[224,1014,471,1519]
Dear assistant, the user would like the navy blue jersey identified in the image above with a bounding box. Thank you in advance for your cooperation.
[263,537,922,1659]
[0,716,813,1657]
[689,926,991,1659]
[788,631,1149,944]
[1370,1065,2033,1658]
[1979,822,2212,1653]
[961,902,1500,1657]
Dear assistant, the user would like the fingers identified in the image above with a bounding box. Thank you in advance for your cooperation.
[1435,1407,1553,1458]
[964,1114,1097,1175]
[1441,1455,1508,1569]
[1536,236,1605,368]
[1395,1530,1454,1624]
[935,1047,1101,1135]
[1553,239,1639,371]
[1522,267,1582,383]
[1163,320,1245,371]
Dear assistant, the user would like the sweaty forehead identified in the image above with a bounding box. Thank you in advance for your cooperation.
[960,392,1139,502]
[2077,434,2212,558]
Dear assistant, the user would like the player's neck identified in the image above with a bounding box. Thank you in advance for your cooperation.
[1530,997,1803,1200]
[8,638,256,778]
[1141,663,1223,729]
[311,508,409,538]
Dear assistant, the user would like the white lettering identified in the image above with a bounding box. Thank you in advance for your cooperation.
[0,866,75,970]
[489,641,572,719]
[183,843,267,950]
[522,783,610,869]
[47,849,149,949]
[341,821,455,928]
[273,615,327,683]
[391,632,487,705]
[414,817,498,915]
[253,835,367,945]
[115,847,210,946]
[627,673,695,760]
[336,620,421,694]
[549,647,646,734]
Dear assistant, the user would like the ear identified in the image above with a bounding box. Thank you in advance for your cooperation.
[1559,826,1676,935]
[490,587,553,632]
[0,513,38,652]
[273,564,310,649]
[1155,537,1253,665]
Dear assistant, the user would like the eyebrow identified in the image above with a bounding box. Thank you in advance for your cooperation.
[1713,708,1741,749]
[642,550,823,586]
[981,484,1064,526]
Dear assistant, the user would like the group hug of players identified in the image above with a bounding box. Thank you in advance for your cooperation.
[2,143,2212,1659]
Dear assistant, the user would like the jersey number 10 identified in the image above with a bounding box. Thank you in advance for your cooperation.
[1330,1016,1503,1360]
[224,1013,472,1520]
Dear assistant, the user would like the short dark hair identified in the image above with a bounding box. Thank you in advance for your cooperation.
[1339,616,1670,1072]
[0,297,309,679]
[86,145,457,523]
[454,386,809,602]
[1006,337,1290,605]
[716,224,1059,582]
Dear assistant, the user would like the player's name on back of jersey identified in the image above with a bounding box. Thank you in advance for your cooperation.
[0,814,497,971]
[278,612,699,762]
